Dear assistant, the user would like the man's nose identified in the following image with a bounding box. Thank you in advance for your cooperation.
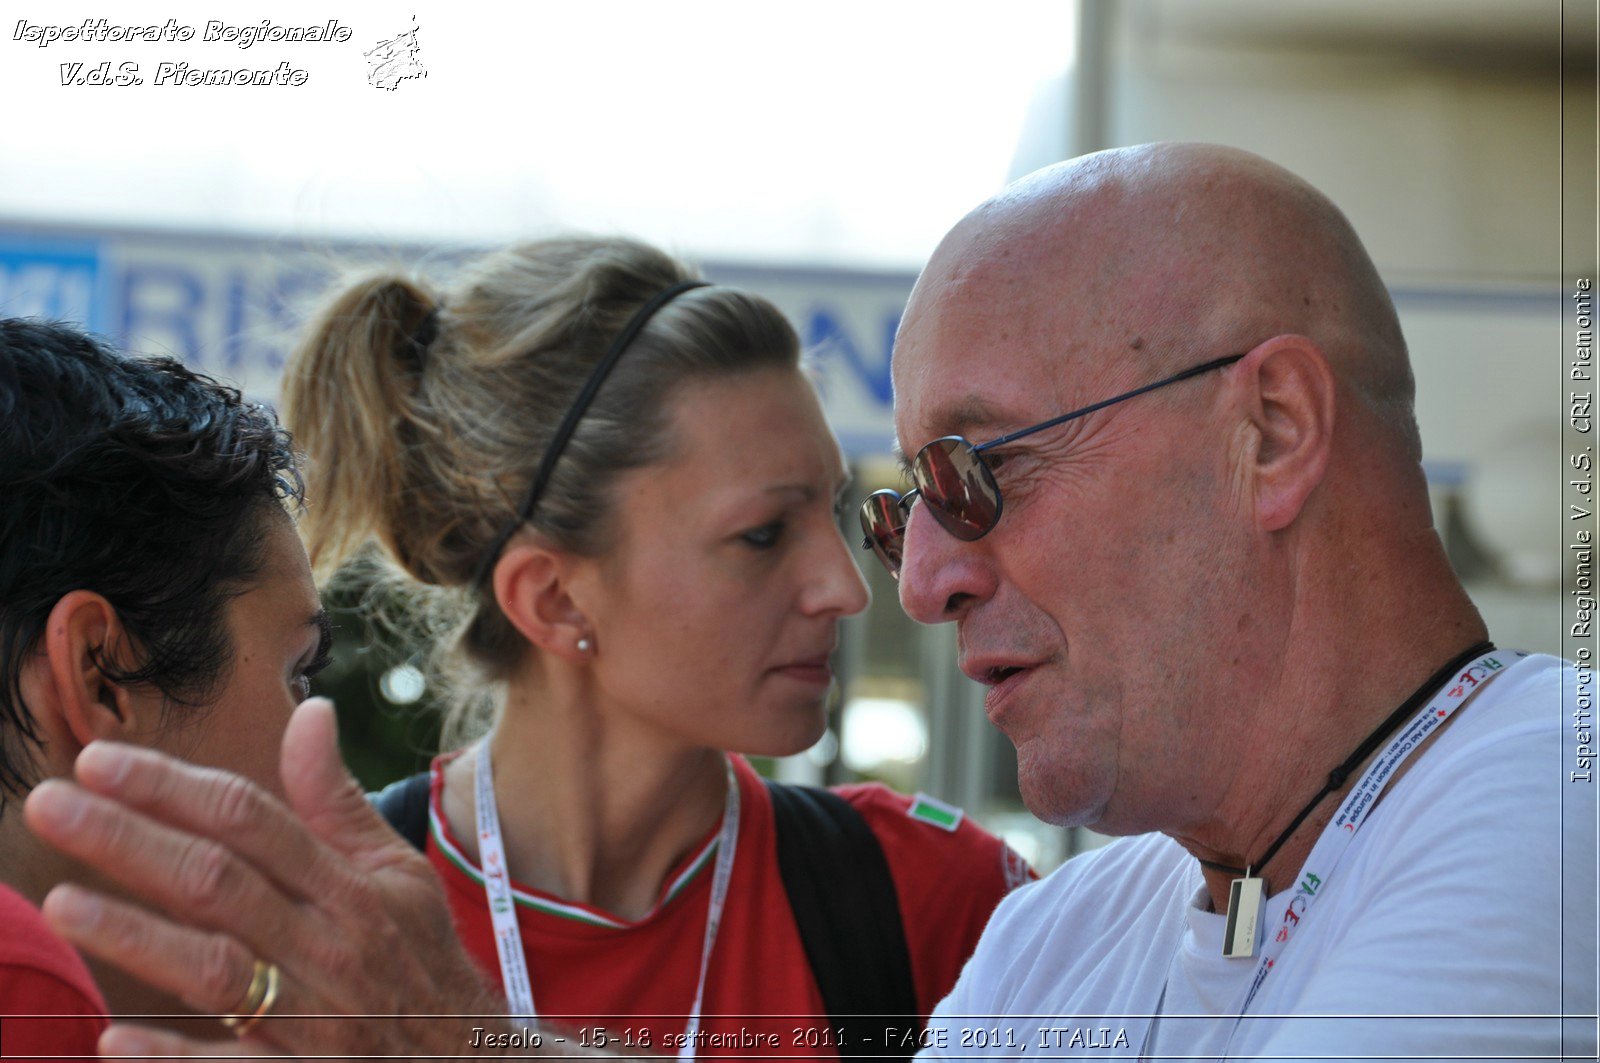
[896,503,996,624]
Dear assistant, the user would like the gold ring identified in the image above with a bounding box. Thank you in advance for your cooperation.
[220,959,280,1035]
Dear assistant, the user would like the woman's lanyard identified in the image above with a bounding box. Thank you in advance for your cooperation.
[474,739,741,1061]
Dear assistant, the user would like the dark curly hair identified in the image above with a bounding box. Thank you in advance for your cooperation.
[0,318,304,807]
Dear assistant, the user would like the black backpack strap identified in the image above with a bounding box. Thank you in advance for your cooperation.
[370,770,431,852]
[765,780,920,1061]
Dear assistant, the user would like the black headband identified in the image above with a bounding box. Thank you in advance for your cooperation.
[470,280,710,592]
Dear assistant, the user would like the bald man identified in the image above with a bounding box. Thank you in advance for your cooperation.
[879,143,1595,1058]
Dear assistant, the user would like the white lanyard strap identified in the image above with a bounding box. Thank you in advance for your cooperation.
[678,758,740,1061]
[475,738,537,1019]
[474,739,741,1062]
[1230,649,1517,1024]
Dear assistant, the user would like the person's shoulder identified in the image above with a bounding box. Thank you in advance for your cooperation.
[1349,650,1593,897]
[990,831,1189,927]
[938,832,1192,1010]
[831,781,1034,887]
[1456,651,1575,725]
[0,883,103,1005]
[0,883,107,1035]
[826,781,1038,1012]
[1411,651,1583,774]
[830,780,967,840]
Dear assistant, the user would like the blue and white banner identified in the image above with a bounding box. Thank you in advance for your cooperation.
[0,222,914,458]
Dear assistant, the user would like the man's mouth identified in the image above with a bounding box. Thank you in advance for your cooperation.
[981,665,1037,724]
[959,655,1035,686]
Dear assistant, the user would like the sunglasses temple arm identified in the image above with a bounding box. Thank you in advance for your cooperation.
[973,353,1245,454]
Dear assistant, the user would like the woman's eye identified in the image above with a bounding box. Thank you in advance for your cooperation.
[741,521,784,549]
[291,675,313,701]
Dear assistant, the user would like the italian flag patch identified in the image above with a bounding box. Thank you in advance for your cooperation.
[908,792,964,832]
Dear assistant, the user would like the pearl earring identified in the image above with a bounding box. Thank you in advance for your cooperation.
[577,637,592,653]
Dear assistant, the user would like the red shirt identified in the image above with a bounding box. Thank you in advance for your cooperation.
[427,755,1032,1057]
[0,882,106,1061]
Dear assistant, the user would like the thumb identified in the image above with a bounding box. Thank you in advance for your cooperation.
[279,697,403,864]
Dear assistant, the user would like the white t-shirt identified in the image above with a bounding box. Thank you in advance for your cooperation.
[924,653,1597,1061]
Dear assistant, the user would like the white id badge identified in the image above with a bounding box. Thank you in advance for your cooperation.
[1223,874,1266,958]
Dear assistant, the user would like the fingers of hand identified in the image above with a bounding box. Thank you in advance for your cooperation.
[48,894,324,1059]
[57,879,517,1063]
[43,882,262,1015]
[27,776,462,1027]
[71,741,358,903]
[280,699,416,873]
[25,782,319,958]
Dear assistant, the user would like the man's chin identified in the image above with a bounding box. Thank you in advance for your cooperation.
[1015,759,1109,831]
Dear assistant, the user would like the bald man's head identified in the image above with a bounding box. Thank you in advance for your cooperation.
[886,145,1480,833]
[896,142,1418,457]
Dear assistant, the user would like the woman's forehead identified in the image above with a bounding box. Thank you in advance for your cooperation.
[607,372,844,531]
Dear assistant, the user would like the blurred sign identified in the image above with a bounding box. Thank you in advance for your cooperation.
[0,223,915,457]
[0,235,102,330]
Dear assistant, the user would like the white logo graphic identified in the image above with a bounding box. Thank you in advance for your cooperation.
[366,17,426,91]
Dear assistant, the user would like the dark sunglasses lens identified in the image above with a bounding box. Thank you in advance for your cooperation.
[913,438,999,541]
[859,490,908,577]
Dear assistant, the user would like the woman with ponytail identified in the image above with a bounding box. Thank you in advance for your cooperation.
[276,237,1030,1058]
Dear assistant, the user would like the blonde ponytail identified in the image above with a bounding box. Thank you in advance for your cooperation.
[280,275,440,583]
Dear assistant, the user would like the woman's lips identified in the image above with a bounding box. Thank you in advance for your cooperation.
[773,657,834,686]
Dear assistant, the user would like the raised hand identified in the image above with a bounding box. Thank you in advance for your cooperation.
[24,698,519,1059]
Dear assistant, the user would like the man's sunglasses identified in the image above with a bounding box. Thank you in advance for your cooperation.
[859,353,1245,578]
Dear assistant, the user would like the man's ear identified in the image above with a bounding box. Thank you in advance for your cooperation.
[1236,335,1336,532]
[490,541,594,663]
[31,591,142,756]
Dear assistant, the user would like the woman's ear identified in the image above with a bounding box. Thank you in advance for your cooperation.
[24,592,142,769]
[491,541,595,663]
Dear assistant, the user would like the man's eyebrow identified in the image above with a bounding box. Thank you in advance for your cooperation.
[941,396,1016,436]
[899,396,1018,465]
